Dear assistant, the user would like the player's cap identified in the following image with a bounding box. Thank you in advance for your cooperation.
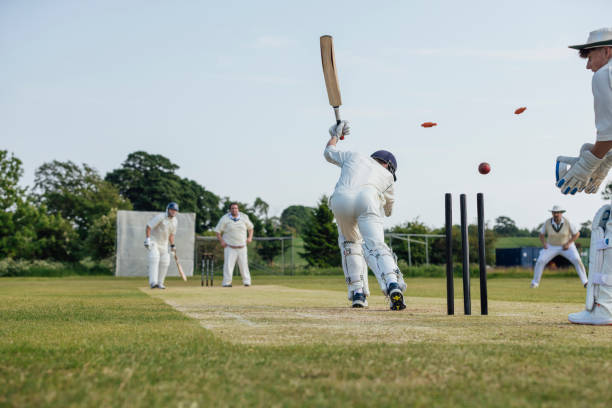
[549,205,566,213]
[569,28,612,50]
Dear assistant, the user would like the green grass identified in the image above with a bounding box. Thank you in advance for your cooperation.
[1,276,610,407]
[496,236,590,249]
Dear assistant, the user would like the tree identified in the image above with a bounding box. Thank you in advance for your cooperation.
[256,217,291,264]
[493,216,520,236]
[301,196,340,267]
[579,220,591,238]
[0,151,77,261]
[388,218,431,265]
[280,205,314,235]
[33,160,132,242]
[106,151,222,233]
[429,224,496,265]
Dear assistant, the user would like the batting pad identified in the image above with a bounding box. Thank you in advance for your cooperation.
[115,210,195,277]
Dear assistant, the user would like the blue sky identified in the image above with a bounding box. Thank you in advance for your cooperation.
[2,0,612,230]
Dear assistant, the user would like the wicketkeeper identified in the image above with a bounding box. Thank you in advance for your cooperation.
[324,121,406,310]
[569,204,612,325]
[556,28,612,195]
[144,202,178,289]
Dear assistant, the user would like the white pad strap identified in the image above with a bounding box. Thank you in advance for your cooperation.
[362,243,404,295]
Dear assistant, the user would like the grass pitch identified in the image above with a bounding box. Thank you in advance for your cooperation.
[1,275,611,407]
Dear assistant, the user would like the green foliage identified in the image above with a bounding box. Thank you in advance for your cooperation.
[256,217,291,264]
[105,151,222,232]
[0,151,78,261]
[493,215,532,237]
[0,258,112,277]
[84,210,118,260]
[428,224,496,265]
[301,196,340,267]
[388,219,432,265]
[0,150,26,209]
[280,205,314,235]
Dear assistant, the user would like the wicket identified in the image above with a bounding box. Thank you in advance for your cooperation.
[201,253,214,287]
[444,193,488,315]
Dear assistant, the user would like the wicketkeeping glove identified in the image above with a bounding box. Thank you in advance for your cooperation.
[584,150,612,194]
[329,120,350,140]
[556,148,602,195]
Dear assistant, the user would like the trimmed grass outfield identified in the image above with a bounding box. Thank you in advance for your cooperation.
[1,276,611,407]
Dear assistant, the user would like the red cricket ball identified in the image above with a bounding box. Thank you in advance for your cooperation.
[478,162,491,175]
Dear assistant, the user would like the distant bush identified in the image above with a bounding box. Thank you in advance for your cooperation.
[0,258,112,277]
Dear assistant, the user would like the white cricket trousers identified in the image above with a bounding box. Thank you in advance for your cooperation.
[222,246,251,286]
[330,186,399,292]
[532,244,587,285]
[148,242,170,286]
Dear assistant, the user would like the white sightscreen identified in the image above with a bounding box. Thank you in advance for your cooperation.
[115,210,196,277]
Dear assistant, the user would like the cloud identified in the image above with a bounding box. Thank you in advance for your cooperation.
[252,35,295,49]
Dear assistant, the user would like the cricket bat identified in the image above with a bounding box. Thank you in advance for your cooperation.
[173,252,187,281]
[320,35,344,138]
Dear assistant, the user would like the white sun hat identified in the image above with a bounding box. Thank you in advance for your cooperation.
[569,28,612,50]
[549,205,566,213]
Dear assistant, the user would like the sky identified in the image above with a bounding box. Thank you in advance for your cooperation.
[2,0,612,230]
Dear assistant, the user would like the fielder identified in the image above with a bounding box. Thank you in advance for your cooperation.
[556,28,612,195]
[324,120,406,310]
[530,206,587,288]
[215,203,254,287]
[144,202,178,289]
[569,204,612,325]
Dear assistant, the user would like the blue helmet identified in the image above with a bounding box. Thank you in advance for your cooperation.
[371,150,397,181]
[166,202,179,215]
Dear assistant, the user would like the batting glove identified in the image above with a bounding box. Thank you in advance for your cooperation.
[329,120,350,140]
[556,149,602,195]
[144,237,151,249]
[170,244,176,254]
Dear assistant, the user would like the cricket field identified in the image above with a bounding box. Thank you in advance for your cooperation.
[1,275,611,407]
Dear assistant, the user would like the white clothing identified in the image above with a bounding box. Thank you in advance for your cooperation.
[222,246,251,286]
[325,146,404,297]
[147,213,177,245]
[531,244,587,286]
[214,213,254,247]
[593,59,612,141]
[324,145,395,216]
[146,213,176,286]
[568,203,612,324]
[148,241,170,286]
[539,219,578,235]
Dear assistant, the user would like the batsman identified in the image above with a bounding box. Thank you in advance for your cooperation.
[556,28,612,325]
[324,122,406,310]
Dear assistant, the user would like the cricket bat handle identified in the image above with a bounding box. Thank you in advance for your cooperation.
[333,106,344,140]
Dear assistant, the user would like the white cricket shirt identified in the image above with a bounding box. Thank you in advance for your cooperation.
[147,213,178,245]
[214,213,254,246]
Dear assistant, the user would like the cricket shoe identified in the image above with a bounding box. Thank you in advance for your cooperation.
[150,283,158,289]
[387,282,406,311]
[568,304,612,325]
[530,282,539,288]
[222,284,232,287]
[157,283,166,290]
[352,292,367,308]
